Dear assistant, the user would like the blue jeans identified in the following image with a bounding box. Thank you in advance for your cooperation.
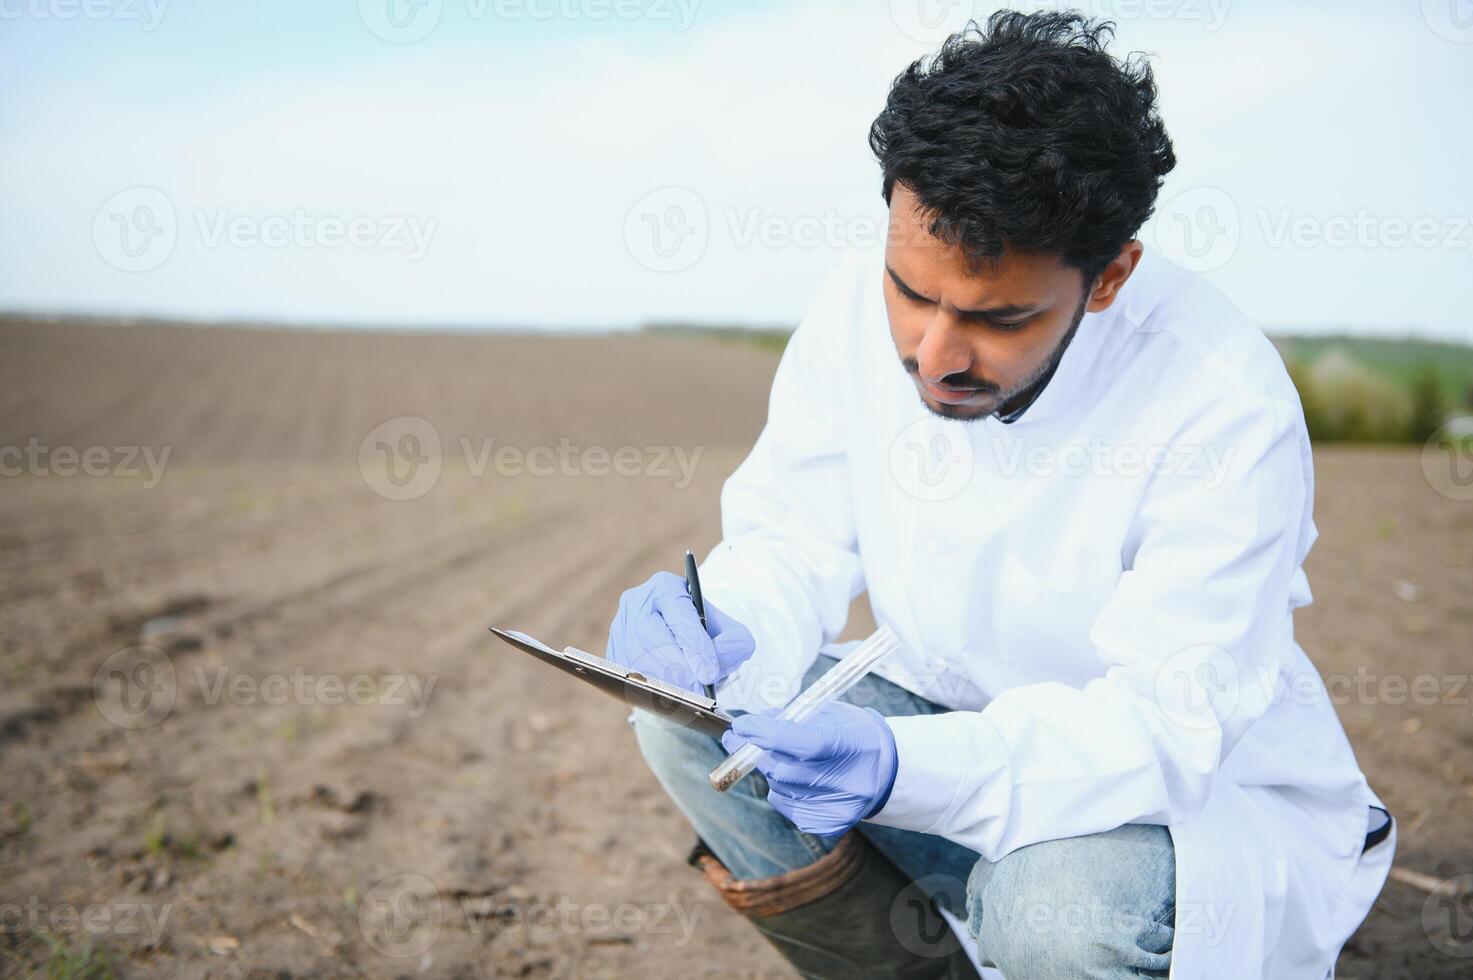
[631,649,1176,978]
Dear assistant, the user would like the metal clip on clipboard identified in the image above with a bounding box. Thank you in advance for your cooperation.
[488,626,734,737]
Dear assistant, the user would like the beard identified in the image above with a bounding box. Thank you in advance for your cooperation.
[901,290,1090,423]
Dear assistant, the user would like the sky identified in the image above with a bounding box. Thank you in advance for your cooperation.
[1,0,1470,340]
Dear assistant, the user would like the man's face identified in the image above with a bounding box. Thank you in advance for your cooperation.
[883,183,1136,422]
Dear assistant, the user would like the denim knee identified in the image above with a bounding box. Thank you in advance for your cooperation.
[968,825,1175,979]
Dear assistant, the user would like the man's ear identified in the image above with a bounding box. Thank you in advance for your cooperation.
[1085,240,1144,313]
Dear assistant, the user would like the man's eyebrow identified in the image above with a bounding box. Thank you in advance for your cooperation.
[885,264,1040,319]
[956,300,1040,320]
[885,264,927,299]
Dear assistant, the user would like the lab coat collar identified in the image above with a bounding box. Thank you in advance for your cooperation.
[993,301,1113,427]
[994,316,1076,424]
[994,244,1171,428]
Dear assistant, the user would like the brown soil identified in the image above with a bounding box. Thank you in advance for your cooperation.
[0,318,1468,978]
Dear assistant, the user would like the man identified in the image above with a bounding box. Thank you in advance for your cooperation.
[606,12,1392,979]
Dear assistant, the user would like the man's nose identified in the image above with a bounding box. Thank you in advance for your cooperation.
[914,313,972,383]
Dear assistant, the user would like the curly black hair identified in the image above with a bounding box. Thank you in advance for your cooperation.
[869,10,1176,281]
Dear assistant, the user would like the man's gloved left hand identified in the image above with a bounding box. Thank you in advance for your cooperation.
[605,571,755,695]
[721,701,899,837]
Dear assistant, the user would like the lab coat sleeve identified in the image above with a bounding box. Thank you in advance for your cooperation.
[871,391,1311,859]
[696,257,867,712]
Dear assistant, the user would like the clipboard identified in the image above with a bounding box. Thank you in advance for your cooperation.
[488,626,735,737]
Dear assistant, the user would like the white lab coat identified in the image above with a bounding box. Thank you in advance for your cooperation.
[698,246,1393,979]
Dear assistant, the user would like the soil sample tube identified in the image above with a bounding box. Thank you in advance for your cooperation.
[708,625,901,793]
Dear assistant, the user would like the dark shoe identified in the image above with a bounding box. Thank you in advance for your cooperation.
[689,834,980,980]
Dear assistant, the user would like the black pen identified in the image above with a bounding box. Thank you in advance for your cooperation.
[684,549,717,703]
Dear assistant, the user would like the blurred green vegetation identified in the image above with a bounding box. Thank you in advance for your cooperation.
[647,324,1472,444]
[1277,336,1472,443]
[1275,335,1473,404]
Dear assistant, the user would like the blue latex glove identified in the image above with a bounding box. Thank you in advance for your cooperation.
[606,571,755,695]
[721,701,899,837]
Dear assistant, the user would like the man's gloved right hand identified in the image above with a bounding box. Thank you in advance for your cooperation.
[606,571,755,695]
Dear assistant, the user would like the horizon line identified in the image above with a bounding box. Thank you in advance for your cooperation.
[0,308,1468,348]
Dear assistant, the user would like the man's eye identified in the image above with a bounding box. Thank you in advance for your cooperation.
[989,318,1030,332]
